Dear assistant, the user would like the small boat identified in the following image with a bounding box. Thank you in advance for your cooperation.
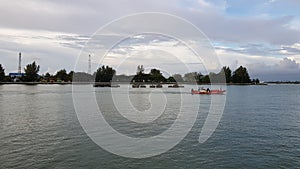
[94,83,120,87]
[149,85,156,88]
[168,84,184,88]
[149,84,163,88]
[191,89,225,95]
[156,84,163,88]
[132,84,139,88]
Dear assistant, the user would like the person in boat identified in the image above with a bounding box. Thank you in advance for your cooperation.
[206,88,210,92]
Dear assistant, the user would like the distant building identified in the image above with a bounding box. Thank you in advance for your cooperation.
[9,73,24,77]
[9,73,25,82]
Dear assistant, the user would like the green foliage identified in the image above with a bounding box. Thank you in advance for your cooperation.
[132,73,150,82]
[183,66,253,84]
[0,61,258,84]
[132,66,168,83]
[201,75,210,83]
[183,72,205,83]
[172,74,183,82]
[232,66,251,83]
[68,71,74,82]
[167,76,176,82]
[221,66,232,83]
[0,64,5,82]
[133,65,147,82]
[194,72,203,83]
[41,72,55,82]
[149,69,166,82]
[183,72,198,82]
[252,78,260,84]
[24,61,40,82]
[55,69,72,82]
[95,65,116,82]
[73,72,94,82]
[136,65,144,75]
[4,76,12,82]
[45,72,51,78]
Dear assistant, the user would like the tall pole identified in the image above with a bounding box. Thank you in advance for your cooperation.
[18,52,21,74]
[88,54,91,74]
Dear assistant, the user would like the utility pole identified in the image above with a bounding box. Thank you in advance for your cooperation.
[18,52,21,74]
[88,54,91,74]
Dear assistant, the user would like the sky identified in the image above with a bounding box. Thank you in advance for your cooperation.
[0,0,299,81]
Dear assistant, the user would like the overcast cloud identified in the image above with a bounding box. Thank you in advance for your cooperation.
[0,0,299,80]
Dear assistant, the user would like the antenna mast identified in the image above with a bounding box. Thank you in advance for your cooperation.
[88,54,91,74]
[18,52,22,73]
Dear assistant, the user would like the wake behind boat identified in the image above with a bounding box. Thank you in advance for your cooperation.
[191,88,226,95]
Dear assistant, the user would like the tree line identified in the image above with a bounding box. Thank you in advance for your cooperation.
[129,65,258,84]
[181,66,259,84]
[0,62,259,84]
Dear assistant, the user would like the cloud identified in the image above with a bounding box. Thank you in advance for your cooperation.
[192,14,300,45]
[246,57,300,81]
[92,34,209,75]
[0,0,300,81]
[278,57,299,69]
[0,0,180,34]
[1,0,299,45]
[0,28,81,74]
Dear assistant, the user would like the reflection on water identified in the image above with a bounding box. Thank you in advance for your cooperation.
[0,84,300,168]
[97,87,185,138]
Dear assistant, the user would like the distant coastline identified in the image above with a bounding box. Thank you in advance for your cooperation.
[2,81,299,85]
[266,81,300,84]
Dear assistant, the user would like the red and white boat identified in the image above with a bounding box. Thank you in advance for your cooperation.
[191,89,226,95]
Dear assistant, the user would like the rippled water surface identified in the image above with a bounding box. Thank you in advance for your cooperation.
[0,84,299,168]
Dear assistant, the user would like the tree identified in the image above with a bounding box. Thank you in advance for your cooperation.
[202,75,210,83]
[149,68,166,82]
[252,78,260,84]
[183,72,203,83]
[42,72,51,82]
[232,66,251,83]
[132,65,148,82]
[4,76,12,82]
[73,72,94,82]
[68,71,74,82]
[194,72,203,83]
[183,72,197,82]
[95,65,116,82]
[136,65,144,75]
[255,78,260,84]
[208,67,231,84]
[0,64,5,82]
[55,69,69,82]
[24,61,40,82]
[221,66,232,83]
[172,74,183,82]
[167,76,176,82]
[45,72,51,78]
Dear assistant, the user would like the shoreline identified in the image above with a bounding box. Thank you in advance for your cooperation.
[1,82,294,85]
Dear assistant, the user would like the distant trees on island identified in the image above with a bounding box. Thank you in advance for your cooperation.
[131,65,169,83]
[0,62,261,84]
[95,65,116,82]
[102,65,257,84]
[0,64,5,82]
[23,61,40,82]
[129,65,255,84]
